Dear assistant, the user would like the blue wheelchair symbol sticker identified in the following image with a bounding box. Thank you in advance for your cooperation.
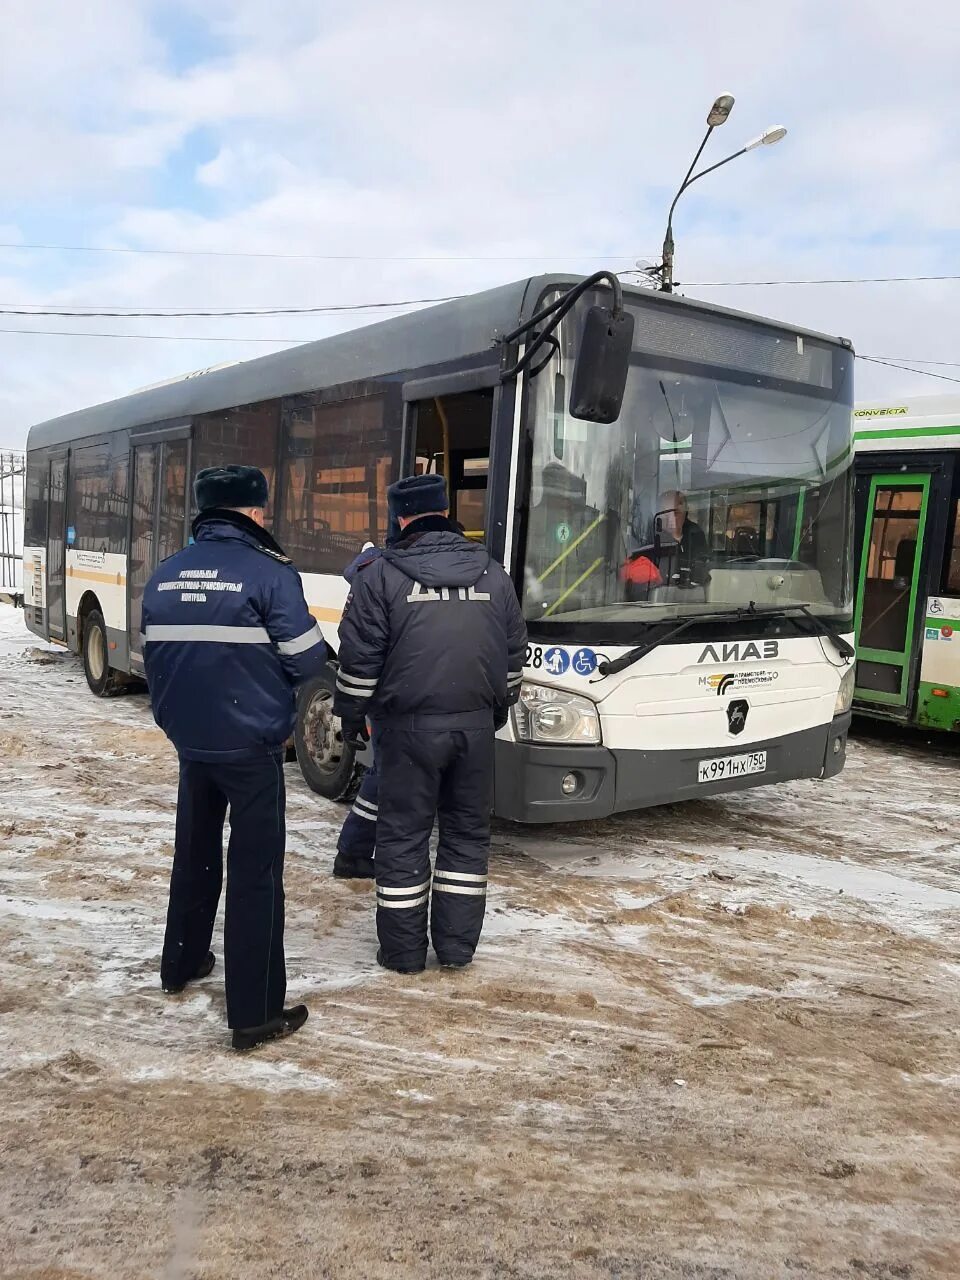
[572,647,598,676]
[543,647,570,675]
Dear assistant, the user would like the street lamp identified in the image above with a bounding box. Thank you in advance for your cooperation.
[658,99,787,293]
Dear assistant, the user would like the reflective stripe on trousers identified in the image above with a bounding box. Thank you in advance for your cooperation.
[375,725,493,970]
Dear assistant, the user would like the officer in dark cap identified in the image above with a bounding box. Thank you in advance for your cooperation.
[141,465,329,1050]
[331,514,401,880]
[333,473,527,973]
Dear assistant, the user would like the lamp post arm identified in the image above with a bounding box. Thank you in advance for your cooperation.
[659,144,750,293]
[681,146,749,190]
[664,126,713,247]
[660,125,713,294]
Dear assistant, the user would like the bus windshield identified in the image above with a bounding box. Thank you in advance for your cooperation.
[520,292,854,631]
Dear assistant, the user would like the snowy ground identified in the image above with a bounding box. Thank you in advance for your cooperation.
[0,602,958,1280]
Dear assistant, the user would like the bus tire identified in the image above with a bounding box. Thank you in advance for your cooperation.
[82,609,123,697]
[294,667,363,802]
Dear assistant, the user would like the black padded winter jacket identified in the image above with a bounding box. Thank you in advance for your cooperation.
[333,517,527,728]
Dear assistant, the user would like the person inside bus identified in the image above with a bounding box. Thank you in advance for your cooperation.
[620,489,709,598]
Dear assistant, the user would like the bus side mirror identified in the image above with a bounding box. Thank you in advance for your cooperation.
[569,306,634,424]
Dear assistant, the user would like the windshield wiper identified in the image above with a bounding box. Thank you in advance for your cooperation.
[777,603,855,662]
[597,605,764,678]
[595,602,853,680]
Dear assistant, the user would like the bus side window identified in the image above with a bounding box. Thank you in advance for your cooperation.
[407,390,494,540]
[193,401,280,530]
[276,384,401,572]
[946,500,960,593]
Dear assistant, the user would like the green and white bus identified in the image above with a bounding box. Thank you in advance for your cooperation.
[853,395,960,733]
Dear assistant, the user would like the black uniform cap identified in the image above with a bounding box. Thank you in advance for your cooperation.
[388,473,449,519]
[195,465,269,512]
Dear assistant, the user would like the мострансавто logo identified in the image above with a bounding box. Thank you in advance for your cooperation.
[700,670,780,695]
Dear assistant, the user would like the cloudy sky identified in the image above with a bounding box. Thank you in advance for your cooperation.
[0,0,957,448]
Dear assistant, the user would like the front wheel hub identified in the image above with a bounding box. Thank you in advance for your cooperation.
[302,687,345,774]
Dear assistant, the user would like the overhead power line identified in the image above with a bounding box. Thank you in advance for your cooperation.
[856,355,960,386]
[681,274,960,287]
[0,327,305,343]
[0,240,630,263]
[864,355,960,368]
[3,278,958,322]
[0,295,455,318]
[7,274,960,321]
[1,242,955,286]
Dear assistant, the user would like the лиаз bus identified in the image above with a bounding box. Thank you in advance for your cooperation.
[853,395,960,733]
[22,272,856,822]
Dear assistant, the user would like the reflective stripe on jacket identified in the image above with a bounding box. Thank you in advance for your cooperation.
[142,516,328,761]
[333,520,527,728]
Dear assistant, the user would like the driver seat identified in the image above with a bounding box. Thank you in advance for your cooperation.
[733,527,761,557]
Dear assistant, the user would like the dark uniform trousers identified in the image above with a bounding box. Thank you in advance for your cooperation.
[160,754,287,1029]
[336,737,379,866]
[375,711,494,969]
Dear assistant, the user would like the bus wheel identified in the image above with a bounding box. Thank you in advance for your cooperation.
[82,609,122,697]
[294,668,362,802]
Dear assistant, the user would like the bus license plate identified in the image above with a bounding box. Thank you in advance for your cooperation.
[697,751,766,784]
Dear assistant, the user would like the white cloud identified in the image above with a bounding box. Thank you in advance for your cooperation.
[0,0,958,447]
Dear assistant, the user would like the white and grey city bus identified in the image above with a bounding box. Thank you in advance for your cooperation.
[22,273,856,822]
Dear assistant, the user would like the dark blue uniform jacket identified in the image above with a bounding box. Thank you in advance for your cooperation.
[142,513,329,761]
[333,519,528,727]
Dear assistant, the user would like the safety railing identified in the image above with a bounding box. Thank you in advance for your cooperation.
[0,451,25,602]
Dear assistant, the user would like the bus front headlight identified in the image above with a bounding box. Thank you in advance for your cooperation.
[835,666,855,716]
[512,683,601,745]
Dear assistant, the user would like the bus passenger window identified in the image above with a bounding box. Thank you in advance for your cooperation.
[193,401,280,529]
[69,442,129,554]
[408,390,493,540]
[947,501,960,594]
[157,440,189,562]
[276,386,401,573]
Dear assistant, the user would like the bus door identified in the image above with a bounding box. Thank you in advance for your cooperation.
[45,451,69,641]
[401,369,501,550]
[854,474,931,711]
[127,427,191,669]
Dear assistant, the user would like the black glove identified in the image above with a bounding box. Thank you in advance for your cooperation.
[341,716,370,746]
[494,706,509,732]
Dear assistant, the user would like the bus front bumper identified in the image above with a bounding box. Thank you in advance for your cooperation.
[493,711,851,824]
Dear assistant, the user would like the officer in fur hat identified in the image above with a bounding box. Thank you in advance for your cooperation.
[333,473,527,974]
[141,465,328,1051]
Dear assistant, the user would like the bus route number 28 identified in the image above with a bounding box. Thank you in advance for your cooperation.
[525,645,544,669]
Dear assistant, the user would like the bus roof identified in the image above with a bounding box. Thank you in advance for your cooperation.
[854,393,960,452]
[26,274,851,453]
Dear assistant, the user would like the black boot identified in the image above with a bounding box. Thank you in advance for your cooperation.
[231,1004,309,1052]
[162,951,215,994]
[333,851,375,880]
[376,947,426,976]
